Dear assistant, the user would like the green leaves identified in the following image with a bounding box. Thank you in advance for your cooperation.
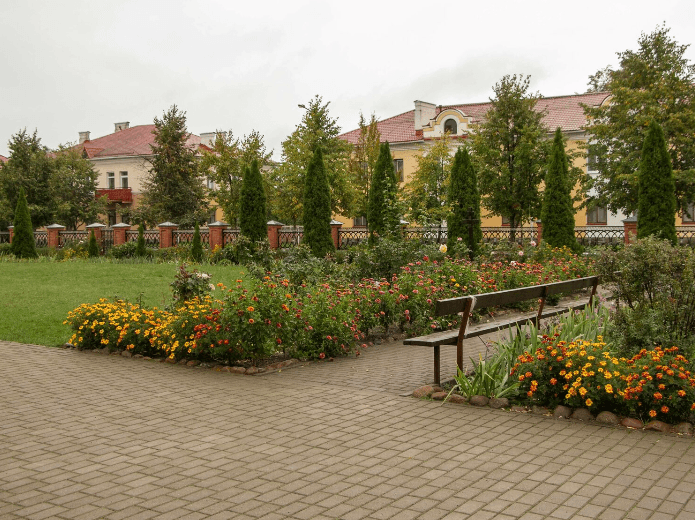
[303,148,334,258]
[239,160,268,243]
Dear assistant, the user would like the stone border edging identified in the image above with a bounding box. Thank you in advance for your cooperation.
[412,384,694,437]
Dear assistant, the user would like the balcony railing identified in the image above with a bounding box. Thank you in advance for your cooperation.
[95,188,133,203]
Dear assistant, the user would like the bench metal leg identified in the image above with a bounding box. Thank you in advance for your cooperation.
[434,345,440,386]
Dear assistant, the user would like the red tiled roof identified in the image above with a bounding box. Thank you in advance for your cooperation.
[340,92,611,145]
[77,125,202,159]
[0,155,8,163]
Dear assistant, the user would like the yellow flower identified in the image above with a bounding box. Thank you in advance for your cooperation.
[585,399,593,407]
[605,384,613,394]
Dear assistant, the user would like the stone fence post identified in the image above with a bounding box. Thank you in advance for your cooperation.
[623,216,637,245]
[8,226,13,244]
[267,221,283,250]
[208,221,228,250]
[112,223,131,246]
[158,222,178,249]
[535,220,543,244]
[330,220,343,250]
[46,224,65,249]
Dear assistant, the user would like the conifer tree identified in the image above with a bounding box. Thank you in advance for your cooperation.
[303,148,334,257]
[637,120,677,244]
[10,187,37,258]
[135,223,146,257]
[239,160,267,243]
[191,222,203,262]
[541,128,579,251]
[447,147,481,255]
[88,230,99,258]
[367,142,400,243]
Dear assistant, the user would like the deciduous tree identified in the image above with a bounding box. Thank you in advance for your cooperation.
[275,96,353,224]
[348,113,381,223]
[584,25,695,215]
[637,120,677,244]
[470,75,549,231]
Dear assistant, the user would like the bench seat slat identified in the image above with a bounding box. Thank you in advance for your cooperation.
[404,301,591,348]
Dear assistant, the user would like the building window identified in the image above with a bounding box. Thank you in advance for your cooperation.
[120,171,128,189]
[587,153,598,173]
[683,203,695,223]
[393,159,404,182]
[107,210,117,227]
[107,172,115,189]
[587,205,607,225]
[353,216,367,227]
[501,215,510,226]
[444,119,457,134]
[208,210,217,224]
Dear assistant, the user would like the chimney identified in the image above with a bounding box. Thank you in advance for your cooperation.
[78,131,90,144]
[414,100,437,131]
[200,132,216,148]
[114,122,130,133]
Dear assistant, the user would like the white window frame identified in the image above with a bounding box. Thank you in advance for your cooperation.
[120,171,128,189]
[107,172,115,189]
[393,159,404,182]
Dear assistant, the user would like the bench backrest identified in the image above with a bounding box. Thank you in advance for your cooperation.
[435,276,599,316]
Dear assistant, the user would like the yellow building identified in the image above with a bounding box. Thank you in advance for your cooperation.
[339,92,632,228]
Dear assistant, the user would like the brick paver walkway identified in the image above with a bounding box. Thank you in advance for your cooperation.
[3,339,695,520]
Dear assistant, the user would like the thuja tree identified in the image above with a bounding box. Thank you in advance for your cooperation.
[135,223,146,257]
[367,142,400,243]
[303,147,334,257]
[541,128,579,251]
[447,146,481,255]
[239,160,267,243]
[10,187,37,259]
[191,222,203,262]
[637,120,677,244]
[88,230,99,258]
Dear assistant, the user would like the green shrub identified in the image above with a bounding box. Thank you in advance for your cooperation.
[191,223,204,262]
[88,230,99,257]
[170,264,214,305]
[10,187,37,259]
[136,223,147,257]
[107,242,138,259]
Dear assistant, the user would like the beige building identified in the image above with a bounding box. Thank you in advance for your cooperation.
[339,92,638,228]
[75,122,220,226]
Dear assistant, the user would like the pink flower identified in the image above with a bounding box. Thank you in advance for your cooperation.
[319,353,325,359]
[518,250,524,256]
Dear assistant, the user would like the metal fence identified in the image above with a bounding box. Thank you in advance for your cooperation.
[338,228,368,248]
[173,229,210,245]
[279,229,303,248]
[102,229,114,251]
[481,227,538,244]
[0,231,9,244]
[126,229,160,247]
[222,229,241,245]
[34,231,47,248]
[677,227,695,246]
[574,226,623,246]
[59,230,88,248]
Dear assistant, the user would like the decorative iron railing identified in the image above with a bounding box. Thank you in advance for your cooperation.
[222,229,241,245]
[102,229,114,251]
[59,230,88,248]
[338,228,368,249]
[574,226,623,246]
[677,226,695,246]
[279,229,303,248]
[481,227,537,244]
[0,231,9,244]
[173,229,210,245]
[34,231,47,248]
[126,229,160,247]
[404,227,448,244]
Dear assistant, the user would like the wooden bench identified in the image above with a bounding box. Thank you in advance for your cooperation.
[403,276,599,385]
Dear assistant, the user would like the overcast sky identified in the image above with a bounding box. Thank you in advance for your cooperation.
[1,0,694,160]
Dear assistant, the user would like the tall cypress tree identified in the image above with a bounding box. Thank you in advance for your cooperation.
[88,230,99,258]
[135,223,146,257]
[303,148,334,257]
[367,142,399,243]
[10,187,38,259]
[191,222,203,262]
[447,147,481,255]
[540,128,579,251]
[637,120,677,244]
[239,160,267,243]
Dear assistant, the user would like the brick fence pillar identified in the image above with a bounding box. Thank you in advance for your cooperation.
[330,220,343,250]
[46,224,65,249]
[8,226,13,244]
[86,222,106,244]
[208,221,228,250]
[535,220,543,244]
[112,223,131,246]
[267,221,284,250]
[623,216,637,245]
[158,222,178,249]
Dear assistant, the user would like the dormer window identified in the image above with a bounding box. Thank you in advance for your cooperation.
[444,119,458,134]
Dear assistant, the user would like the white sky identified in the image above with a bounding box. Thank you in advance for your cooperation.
[1,0,694,160]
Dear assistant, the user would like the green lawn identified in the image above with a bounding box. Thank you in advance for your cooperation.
[0,261,244,347]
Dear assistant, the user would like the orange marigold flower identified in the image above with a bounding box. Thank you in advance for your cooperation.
[248,318,255,324]
[661,406,669,414]
[654,392,663,400]
[649,410,657,418]
[247,306,255,312]
[678,390,686,397]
